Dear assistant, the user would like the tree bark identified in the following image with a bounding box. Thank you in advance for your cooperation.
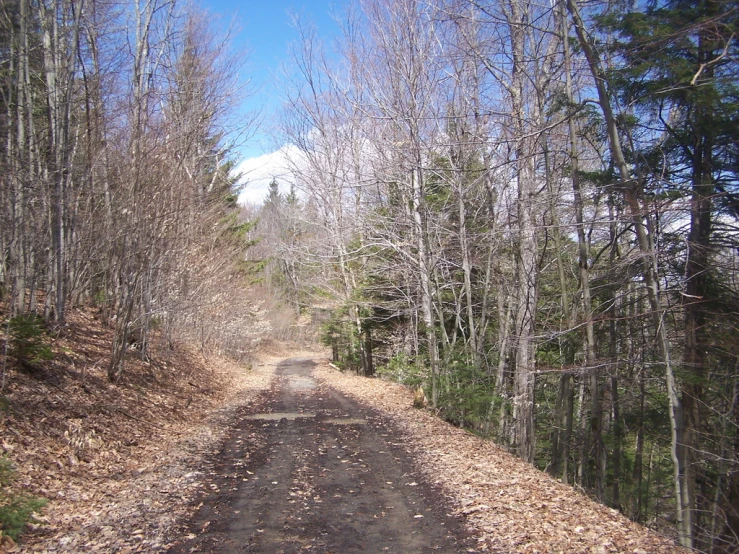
[507,0,537,463]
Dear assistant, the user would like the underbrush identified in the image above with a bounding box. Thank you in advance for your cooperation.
[0,455,47,541]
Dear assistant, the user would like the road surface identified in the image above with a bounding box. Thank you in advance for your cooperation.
[167,357,473,553]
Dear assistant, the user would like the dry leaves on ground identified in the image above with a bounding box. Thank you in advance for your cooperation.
[0,308,303,553]
[2,330,686,554]
[314,363,686,554]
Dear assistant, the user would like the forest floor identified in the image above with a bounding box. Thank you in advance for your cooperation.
[0,310,684,553]
[313,364,685,554]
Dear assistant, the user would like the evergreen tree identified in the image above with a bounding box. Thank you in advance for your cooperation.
[607,1,739,547]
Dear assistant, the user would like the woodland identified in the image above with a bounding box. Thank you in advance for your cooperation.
[0,0,737,552]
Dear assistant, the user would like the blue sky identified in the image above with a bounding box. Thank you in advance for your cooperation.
[194,0,349,203]
[200,0,347,159]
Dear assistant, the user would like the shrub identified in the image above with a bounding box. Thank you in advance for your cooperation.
[376,352,424,387]
[8,314,53,368]
[0,456,47,541]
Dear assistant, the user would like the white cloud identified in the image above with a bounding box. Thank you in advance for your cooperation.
[233,144,300,205]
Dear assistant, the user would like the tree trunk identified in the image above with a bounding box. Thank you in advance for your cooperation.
[550,372,573,481]
[560,0,602,497]
[413,166,440,408]
[566,0,689,543]
[682,29,715,549]
[507,0,537,464]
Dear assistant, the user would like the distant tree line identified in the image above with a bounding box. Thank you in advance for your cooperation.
[0,0,255,378]
[258,0,738,550]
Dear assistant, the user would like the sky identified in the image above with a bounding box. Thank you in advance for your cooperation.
[198,0,348,204]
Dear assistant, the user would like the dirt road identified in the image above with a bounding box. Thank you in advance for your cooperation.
[166,357,473,553]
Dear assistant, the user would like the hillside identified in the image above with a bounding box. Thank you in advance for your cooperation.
[0,306,276,551]
[315,365,685,553]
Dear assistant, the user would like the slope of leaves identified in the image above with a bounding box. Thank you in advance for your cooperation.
[0,307,687,553]
[315,365,687,554]
[0,307,275,552]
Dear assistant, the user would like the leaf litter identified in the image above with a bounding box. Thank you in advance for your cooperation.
[314,364,686,554]
[0,308,291,553]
